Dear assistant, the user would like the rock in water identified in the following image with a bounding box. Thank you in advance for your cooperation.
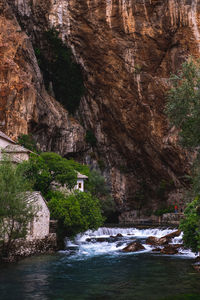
[122,241,145,252]
[152,248,161,252]
[162,230,181,240]
[193,262,200,272]
[146,230,181,246]
[146,236,168,246]
[160,244,182,255]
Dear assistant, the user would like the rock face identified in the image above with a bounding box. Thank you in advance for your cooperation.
[0,0,86,156]
[1,0,200,214]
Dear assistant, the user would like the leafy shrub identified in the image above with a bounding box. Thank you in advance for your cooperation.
[0,157,36,257]
[48,191,104,235]
[154,206,174,216]
[18,134,39,153]
[86,170,116,220]
[180,197,200,253]
[18,152,78,196]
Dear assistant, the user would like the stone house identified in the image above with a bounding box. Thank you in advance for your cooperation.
[0,131,50,241]
[0,130,33,163]
[52,171,88,193]
[2,144,32,163]
[26,192,50,240]
[0,131,16,148]
[75,172,88,192]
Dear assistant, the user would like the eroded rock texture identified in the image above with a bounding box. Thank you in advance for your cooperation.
[0,0,86,156]
[1,0,200,215]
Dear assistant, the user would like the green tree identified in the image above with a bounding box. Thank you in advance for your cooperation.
[166,57,200,253]
[18,134,39,153]
[18,152,78,196]
[85,170,116,220]
[17,154,52,196]
[0,157,36,257]
[48,190,104,235]
[166,57,200,148]
[180,197,200,253]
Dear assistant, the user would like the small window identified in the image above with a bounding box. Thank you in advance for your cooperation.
[79,183,82,189]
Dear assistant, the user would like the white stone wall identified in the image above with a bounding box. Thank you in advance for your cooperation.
[9,152,29,162]
[0,138,12,148]
[26,192,50,240]
[75,179,85,192]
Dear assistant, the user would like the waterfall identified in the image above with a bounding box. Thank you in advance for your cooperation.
[62,227,197,260]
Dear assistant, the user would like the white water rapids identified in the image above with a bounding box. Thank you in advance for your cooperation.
[62,227,197,260]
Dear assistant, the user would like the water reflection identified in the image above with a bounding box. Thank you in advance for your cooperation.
[0,228,200,300]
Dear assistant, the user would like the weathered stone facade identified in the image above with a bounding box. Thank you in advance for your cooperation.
[3,234,57,262]
[26,192,50,241]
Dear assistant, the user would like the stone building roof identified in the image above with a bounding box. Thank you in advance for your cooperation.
[25,191,49,209]
[0,131,16,144]
[3,144,32,153]
[77,172,88,179]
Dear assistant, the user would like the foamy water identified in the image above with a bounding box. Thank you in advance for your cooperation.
[62,227,197,260]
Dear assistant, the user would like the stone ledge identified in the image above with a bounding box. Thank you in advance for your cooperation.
[1,233,58,262]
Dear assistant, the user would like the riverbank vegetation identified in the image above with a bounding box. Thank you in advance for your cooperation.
[18,151,114,236]
[0,157,37,258]
[166,57,200,253]
[48,191,104,236]
[0,145,115,257]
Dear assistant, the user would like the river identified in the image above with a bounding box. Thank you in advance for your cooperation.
[0,227,200,300]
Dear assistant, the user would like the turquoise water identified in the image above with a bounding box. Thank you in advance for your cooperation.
[0,227,200,300]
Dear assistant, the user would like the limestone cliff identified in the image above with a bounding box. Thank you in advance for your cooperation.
[0,0,86,156]
[1,0,200,217]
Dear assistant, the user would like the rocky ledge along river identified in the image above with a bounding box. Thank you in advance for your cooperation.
[0,227,200,300]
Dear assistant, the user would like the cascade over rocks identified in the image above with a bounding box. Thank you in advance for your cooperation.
[146,230,181,246]
[1,0,200,215]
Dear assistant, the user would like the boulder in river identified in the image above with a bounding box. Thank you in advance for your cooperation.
[162,230,181,240]
[110,233,124,239]
[152,248,161,252]
[146,236,168,246]
[193,262,200,272]
[116,233,123,237]
[160,244,182,255]
[146,230,181,246]
[122,241,145,252]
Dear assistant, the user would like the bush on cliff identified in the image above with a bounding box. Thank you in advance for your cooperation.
[17,134,39,153]
[166,57,200,253]
[166,57,200,148]
[48,190,104,236]
[0,157,36,257]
